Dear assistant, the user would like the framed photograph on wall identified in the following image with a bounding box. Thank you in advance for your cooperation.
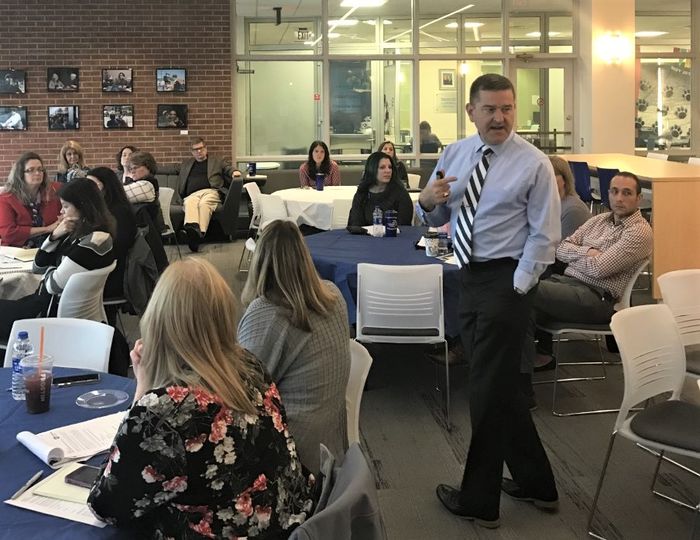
[157,104,187,128]
[439,69,455,90]
[156,68,186,92]
[48,106,80,130]
[0,106,27,130]
[47,68,79,91]
[0,69,26,94]
[102,68,133,92]
[103,104,134,129]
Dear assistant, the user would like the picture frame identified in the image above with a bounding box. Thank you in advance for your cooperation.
[47,68,79,92]
[102,68,133,92]
[0,106,27,130]
[48,106,80,130]
[0,69,26,94]
[157,104,187,128]
[439,69,455,90]
[103,105,134,129]
[156,68,186,92]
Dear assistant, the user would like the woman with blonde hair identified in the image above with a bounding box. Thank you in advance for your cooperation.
[88,258,315,538]
[549,155,590,239]
[55,139,89,183]
[239,220,350,473]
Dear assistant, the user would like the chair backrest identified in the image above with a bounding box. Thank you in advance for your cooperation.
[158,187,176,234]
[614,258,651,311]
[688,157,700,166]
[647,152,669,161]
[569,161,593,203]
[595,167,619,209]
[356,263,444,344]
[57,261,117,322]
[347,340,373,446]
[610,304,686,431]
[3,317,114,372]
[332,197,354,230]
[288,443,385,540]
[243,181,263,229]
[406,173,421,190]
[657,269,700,348]
[258,194,289,227]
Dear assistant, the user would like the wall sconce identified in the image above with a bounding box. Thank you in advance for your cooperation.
[595,32,632,65]
[459,62,469,76]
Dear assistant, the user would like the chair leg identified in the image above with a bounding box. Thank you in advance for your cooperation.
[587,432,618,540]
[444,340,451,431]
[643,446,700,511]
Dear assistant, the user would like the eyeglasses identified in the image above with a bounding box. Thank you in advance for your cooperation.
[191,145,206,153]
[24,167,45,175]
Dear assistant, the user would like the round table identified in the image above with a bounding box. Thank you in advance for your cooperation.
[0,367,134,539]
[275,186,420,231]
[0,260,41,300]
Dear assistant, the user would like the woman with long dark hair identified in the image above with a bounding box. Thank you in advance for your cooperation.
[239,220,350,473]
[115,144,138,183]
[347,150,413,226]
[0,178,115,339]
[298,140,341,188]
[0,152,61,247]
[377,140,409,189]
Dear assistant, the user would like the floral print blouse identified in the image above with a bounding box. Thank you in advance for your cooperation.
[88,355,316,539]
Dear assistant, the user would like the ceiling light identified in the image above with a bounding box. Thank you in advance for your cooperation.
[635,31,669,38]
[479,46,502,53]
[341,0,387,7]
[364,19,392,25]
[463,22,484,28]
[445,22,458,29]
[525,31,561,38]
[329,19,358,26]
[328,32,340,39]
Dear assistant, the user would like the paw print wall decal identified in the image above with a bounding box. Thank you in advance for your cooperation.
[637,98,648,112]
[658,104,669,116]
[664,85,674,98]
[640,80,652,92]
[675,106,688,119]
[670,124,683,138]
[682,88,691,101]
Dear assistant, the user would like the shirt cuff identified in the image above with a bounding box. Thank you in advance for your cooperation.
[513,268,537,294]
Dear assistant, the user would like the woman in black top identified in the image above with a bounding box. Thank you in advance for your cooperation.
[87,167,137,298]
[347,151,413,227]
[377,140,409,189]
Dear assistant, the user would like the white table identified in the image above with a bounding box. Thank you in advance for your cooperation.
[275,186,420,231]
[0,259,40,300]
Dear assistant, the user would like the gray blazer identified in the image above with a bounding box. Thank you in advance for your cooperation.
[176,156,235,198]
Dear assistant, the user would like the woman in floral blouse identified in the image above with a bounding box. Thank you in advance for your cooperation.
[88,258,316,538]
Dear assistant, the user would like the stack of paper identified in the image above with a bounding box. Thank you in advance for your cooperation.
[0,246,38,262]
[16,411,125,468]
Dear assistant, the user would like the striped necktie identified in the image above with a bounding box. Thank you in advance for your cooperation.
[454,146,494,268]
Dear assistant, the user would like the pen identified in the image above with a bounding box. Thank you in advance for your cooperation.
[11,470,43,500]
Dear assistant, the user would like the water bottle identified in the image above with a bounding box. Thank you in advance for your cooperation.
[11,331,33,400]
[315,172,325,191]
[372,206,383,237]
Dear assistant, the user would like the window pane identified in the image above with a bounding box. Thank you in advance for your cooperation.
[635,15,691,53]
[235,1,323,55]
[419,4,502,55]
[328,60,413,156]
[548,16,573,53]
[328,0,412,55]
[636,59,691,150]
[463,17,503,55]
[236,61,321,156]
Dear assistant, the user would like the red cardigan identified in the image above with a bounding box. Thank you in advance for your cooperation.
[0,184,62,247]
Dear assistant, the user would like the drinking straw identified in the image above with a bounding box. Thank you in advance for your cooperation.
[39,326,45,371]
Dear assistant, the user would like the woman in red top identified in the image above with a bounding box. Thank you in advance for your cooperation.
[298,140,342,188]
[0,152,61,247]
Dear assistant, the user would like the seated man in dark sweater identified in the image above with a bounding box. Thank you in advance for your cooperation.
[175,136,239,251]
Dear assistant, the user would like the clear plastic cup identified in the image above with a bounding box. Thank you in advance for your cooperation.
[21,354,54,414]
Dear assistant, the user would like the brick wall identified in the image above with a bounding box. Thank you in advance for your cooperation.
[0,0,232,179]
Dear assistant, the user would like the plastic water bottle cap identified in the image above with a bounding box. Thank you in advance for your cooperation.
[17,331,28,340]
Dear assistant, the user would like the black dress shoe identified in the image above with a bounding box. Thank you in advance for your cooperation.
[435,484,500,528]
[534,355,557,372]
[184,225,200,252]
[501,478,559,512]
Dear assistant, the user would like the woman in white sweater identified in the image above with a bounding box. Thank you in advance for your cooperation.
[239,220,350,472]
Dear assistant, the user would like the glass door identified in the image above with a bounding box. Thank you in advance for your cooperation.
[509,60,573,154]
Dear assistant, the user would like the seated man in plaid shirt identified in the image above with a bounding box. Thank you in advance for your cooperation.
[529,171,652,372]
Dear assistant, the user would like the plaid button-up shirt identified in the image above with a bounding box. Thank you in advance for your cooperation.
[556,209,652,301]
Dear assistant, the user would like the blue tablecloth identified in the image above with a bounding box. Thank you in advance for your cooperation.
[305,226,461,337]
[0,367,135,539]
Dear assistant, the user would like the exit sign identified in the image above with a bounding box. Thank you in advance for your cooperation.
[297,27,311,41]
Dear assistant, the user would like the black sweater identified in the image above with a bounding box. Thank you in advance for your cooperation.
[347,183,413,227]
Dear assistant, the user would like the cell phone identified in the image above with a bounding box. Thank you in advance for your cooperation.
[436,170,445,179]
[64,465,100,488]
[346,226,369,235]
[52,373,100,387]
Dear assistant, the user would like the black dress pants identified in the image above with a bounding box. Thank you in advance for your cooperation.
[457,259,557,519]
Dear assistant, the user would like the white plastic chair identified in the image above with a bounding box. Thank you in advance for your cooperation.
[3,318,114,372]
[347,340,373,446]
[406,173,421,190]
[657,269,700,379]
[238,182,264,272]
[258,194,290,227]
[647,152,669,161]
[688,157,700,166]
[158,187,182,260]
[535,258,650,417]
[356,263,450,427]
[588,304,700,539]
[54,261,117,323]
[331,197,354,230]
